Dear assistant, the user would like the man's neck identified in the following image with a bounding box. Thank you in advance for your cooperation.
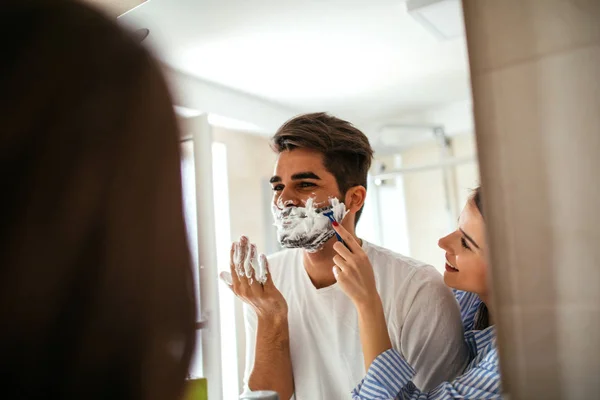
[302,231,361,289]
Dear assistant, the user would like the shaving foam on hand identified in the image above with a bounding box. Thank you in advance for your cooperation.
[220,271,233,286]
[244,242,256,279]
[225,239,269,285]
[233,242,245,277]
[256,253,268,284]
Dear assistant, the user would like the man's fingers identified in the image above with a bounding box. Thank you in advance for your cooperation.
[238,236,249,271]
[243,240,253,278]
[260,254,276,291]
[246,243,258,279]
[233,241,244,277]
[220,271,233,287]
[248,268,264,296]
[255,251,267,284]
[229,243,241,286]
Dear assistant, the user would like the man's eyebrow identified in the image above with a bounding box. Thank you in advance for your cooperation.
[291,172,321,180]
[269,176,281,184]
[460,228,481,249]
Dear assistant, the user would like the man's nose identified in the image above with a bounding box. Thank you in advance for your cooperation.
[276,188,301,209]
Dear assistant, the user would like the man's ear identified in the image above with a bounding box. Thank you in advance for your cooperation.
[343,186,367,215]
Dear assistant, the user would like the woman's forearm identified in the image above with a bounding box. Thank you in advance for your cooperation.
[356,294,393,371]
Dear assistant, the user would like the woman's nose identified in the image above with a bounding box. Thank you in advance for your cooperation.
[438,233,452,252]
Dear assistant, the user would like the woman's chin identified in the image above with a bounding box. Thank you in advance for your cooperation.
[443,271,459,289]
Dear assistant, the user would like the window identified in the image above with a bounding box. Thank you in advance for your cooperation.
[181,139,239,397]
[180,139,202,377]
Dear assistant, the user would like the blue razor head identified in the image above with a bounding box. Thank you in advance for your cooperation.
[322,210,335,222]
[322,210,344,243]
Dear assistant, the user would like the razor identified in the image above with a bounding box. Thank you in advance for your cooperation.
[322,209,344,244]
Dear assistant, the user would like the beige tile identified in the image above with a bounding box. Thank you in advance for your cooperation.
[486,220,520,309]
[472,70,557,308]
[495,307,526,397]
[463,0,600,74]
[517,307,563,399]
[532,47,600,306]
[498,305,600,398]
[472,45,600,308]
[497,307,588,398]
[557,305,600,400]
[553,231,600,306]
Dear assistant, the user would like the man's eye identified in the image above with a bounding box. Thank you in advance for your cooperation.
[299,182,316,189]
[272,184,284,192]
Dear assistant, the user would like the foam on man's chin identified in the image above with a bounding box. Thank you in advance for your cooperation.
[273,197,347,252]
[279,228,336,252]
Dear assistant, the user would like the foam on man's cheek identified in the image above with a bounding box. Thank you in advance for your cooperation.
[272,197,347,252]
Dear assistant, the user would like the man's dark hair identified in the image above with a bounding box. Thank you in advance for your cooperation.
[271,112,374,223]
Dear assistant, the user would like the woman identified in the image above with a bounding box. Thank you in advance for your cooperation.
[0,1,196,399]
[332,187,501,399]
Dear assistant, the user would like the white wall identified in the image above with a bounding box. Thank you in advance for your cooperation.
[373,133,479,272]
[452,133,480,208]
[211,127,276,391]
[401,140,450,270]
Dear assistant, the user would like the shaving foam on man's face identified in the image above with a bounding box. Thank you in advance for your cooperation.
[272,197,347,252]
[270,148,350,252]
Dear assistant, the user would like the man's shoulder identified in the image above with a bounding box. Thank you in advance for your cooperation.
[364,241,435,275]
[364,241,446,296]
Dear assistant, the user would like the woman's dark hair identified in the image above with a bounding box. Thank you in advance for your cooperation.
[0,1,196,399]
[471,186,489,329]
[472,186,484,218]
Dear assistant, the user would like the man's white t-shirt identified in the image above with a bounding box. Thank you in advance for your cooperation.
[243,240,469,400]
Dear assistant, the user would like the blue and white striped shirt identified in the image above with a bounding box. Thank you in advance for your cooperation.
[351,291,502,399]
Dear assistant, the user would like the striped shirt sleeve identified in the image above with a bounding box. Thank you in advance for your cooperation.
[351,345,501,400]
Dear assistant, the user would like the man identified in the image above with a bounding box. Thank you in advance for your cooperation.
[222,113,469,399]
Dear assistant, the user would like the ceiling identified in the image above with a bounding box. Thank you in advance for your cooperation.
[118,0,472,127]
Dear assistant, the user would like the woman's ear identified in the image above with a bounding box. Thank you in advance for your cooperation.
[344,186,367,215]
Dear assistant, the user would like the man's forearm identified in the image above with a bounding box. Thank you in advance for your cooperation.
[249,315,294,399]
